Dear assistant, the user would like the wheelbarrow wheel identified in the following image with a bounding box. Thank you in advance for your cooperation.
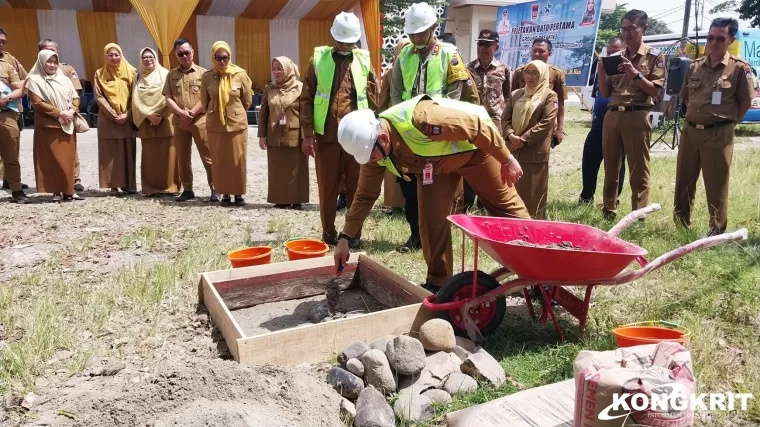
[436,270,507,338]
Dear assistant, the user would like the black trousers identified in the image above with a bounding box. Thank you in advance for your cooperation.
[398,174,420,239]
[580,120,626,202]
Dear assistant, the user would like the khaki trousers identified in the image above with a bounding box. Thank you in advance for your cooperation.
[602,110,652,214]
[174,124,214,191]
[0,112,22,191]
[419,150,530,286]
[673,124,734,234]
[315,140,361,241]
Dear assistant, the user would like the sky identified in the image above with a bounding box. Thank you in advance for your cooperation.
[629,0,753,35]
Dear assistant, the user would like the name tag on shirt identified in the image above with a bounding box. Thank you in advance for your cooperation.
[712,91,721,105]
[422,162,433,185]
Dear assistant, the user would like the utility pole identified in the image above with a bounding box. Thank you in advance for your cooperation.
[681,0,692,38]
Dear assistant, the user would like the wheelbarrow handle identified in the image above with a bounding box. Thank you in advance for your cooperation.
[608,203,662,237]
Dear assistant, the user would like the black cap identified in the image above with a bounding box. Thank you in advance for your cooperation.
[476,29,499,43]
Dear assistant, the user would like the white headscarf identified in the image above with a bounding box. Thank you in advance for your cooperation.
[132,47,169,127]
[24,49,79,134]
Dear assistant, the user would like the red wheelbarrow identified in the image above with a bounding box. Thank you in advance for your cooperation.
[422,204,749,343]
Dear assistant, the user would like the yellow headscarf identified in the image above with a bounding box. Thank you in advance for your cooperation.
[96,43,136,114]
[512,60,551,135]
[132,47,169,127]
[211,41,244,125]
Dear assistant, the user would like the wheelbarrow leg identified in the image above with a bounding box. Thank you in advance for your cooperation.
[522,288,537,321]
[539,286,564,341]
[578,285,594,337]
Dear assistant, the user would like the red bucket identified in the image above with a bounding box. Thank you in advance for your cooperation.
[611,321,690,348]
[284,239,329,261]
[227,246,272,268]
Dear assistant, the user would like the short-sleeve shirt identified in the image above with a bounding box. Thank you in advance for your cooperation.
[467,59,510,128]
[163,63,207,124]
[0,61,20,87]
[60,63,82,91]
[680,52,754,123]
[607,43,666,107]
[511,64,568,100]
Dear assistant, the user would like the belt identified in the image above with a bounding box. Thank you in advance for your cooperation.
[686,119,733,130]
[608,105,651,112]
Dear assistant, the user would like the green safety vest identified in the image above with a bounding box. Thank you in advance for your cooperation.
[377,94,494,177]
[398,42,457,101]
[312,46,371,135]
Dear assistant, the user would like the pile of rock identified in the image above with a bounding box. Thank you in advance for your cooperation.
[326,319,508,426]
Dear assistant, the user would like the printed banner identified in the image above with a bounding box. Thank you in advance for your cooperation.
[495,0,603,87]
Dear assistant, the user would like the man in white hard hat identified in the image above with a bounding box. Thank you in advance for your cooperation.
[333,95,530,293]
[300,12,379,248]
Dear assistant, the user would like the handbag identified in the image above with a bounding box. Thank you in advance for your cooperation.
[74,112,90,133]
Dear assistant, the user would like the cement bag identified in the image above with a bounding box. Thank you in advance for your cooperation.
[573,342,695,427]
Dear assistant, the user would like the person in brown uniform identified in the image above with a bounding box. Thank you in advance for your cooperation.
[503,60,558,219]
[258,56,309,209]
[333,96,530,292]
[597,9,665,219]
[0,50,29,203]
[164,38,217,203]
[24,49,80,202]
[95,43,138,195]
[511,38,567,147]
[201,41,252,207]
[299,12,379,247]
[133,47,179,198]
[0,27,30,191]
[674,18,754,236]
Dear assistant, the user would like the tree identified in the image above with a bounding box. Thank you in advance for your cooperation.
[595,4,673,52]
[709,0,760,28]
[380,0,447,63]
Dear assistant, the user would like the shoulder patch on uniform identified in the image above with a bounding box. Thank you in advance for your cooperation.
[649,47,661,56]
[656,56,665,68]
[426,124,442,136]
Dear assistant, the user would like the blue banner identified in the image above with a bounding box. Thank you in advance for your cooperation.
[495,0,603,87]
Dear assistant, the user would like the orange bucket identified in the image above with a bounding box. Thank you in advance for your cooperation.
[611,321,691,348]
[227,246,272,268]
[284,239,329,261]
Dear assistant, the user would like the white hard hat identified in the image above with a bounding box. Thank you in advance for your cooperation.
[404,2,438,35]
[331,12,362,43]
[337,109,379,164]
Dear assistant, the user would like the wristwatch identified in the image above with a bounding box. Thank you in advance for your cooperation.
[634,71,644,81]
[338,232,353,242]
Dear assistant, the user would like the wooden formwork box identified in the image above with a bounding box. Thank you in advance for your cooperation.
[198,253,435,365]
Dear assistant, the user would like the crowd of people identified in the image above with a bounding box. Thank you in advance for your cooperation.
[0,3,754,292]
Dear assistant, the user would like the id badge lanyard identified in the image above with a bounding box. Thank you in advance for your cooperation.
[422,159,433,185]
[278,93,287,125]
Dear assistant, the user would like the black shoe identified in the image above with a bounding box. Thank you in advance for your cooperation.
[220,196,231,207]
[578,197,592,205]
[348,237,361,249]
[602,210,616,220]
[74,182,85,192]
[421,282,442,294]
[234,196,246,207]
[209,192,219,203]
[12,190,30,204]
[290,204,304,210]
[176,190,195,202]
[121,188,137,195]
[62,195,74,202]
[396,235,422,253]
[2,181,28,190]
[274,204,289,209]
[337,193,347,211]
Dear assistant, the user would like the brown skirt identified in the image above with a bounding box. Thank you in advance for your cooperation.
[266,146,309,204]
[515,162,549,219]
[383,171,405,208]
[209,129,247,195]
[33,127,76,195]
[98,137,137,189]
[141,136,180,196]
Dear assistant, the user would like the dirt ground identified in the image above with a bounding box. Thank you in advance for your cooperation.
[1,112,758,427]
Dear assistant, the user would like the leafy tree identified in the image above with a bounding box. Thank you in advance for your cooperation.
[708,0,760,27]
[380,0,447,63]
[595,4,673,53]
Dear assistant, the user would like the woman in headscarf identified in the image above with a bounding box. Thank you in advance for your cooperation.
[132,47,179,197]
[94,43,137,195]
[24,49,81,202]
[201,41,252,207]
[257,56,308,209]
[502,59,558,219]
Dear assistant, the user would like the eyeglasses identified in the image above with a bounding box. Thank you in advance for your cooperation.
[106,53,121,58]
[142,56,155,61]
[177,51,192,58]
[524,70,540,76]
[706,35,728,43]
[214,55,230,62]
[620,26,640,33]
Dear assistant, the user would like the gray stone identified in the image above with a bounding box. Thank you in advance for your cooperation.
[418,319,457,352]
[88,357,125,376]
[354,386,395,427]
[339,398,356,421]
[394,390,435,422]
[455,336,480,353]
[425,351,461,380]
[360,349,397,395]
[461,348,507,386]
[338,342,370,364]
[398,368,443,395]
[452,345,472,362]
[443,372,479,395]
[386,335,426,376]
[369,335,395,352]
[326,366,364,399]
[308,301,330,323]
[423,388,452,404]
[346,358,364,377]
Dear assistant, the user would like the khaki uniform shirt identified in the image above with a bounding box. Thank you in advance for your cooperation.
[200,69,253,133]
[60,63,82,91]
[300,48,379,142]
[607,43,666,107]
[511,64,567,100]
[1,52,27,113]
[0,62,20,117]
[257,81,302,148]
[342,99,511,237]
[390,40,470,106]
[503,90,559,163]
[467,59,511,129]
[163,63,208,127]
[681,52,754,124]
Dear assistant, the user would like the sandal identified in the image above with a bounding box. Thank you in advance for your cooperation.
[72,194,85,201]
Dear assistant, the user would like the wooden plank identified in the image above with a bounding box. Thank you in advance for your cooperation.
[235,303,435,366]
[203,252,364,284]
[445,379,575,427]
[220,272,356,311]
[358,254,432,303]
[214,263,357,294]
[200,275,246,361]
